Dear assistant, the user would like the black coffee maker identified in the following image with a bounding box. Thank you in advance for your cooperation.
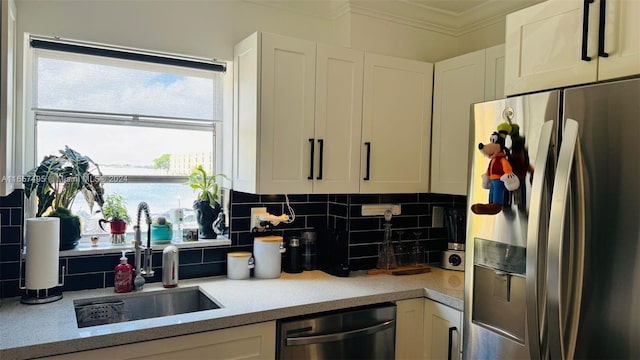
[442,208,466,271]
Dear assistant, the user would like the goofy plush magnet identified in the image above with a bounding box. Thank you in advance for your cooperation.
[471,123,519,215]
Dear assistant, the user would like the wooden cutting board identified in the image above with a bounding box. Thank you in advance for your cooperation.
[367,265,431,276]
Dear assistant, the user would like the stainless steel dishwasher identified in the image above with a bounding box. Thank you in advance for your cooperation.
[277,303,396,359]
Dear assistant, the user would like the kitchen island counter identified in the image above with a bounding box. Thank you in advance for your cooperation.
[0,267,463,359]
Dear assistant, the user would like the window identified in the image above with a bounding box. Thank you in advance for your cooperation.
[30,36,226,235]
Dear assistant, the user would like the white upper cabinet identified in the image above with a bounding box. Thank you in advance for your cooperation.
[430,45,504,196]
[1,0,16,196]
[485,44,506,101]
[505,0,640,96]
[598,0,640,81]
[233,32,364,195]
[233,32,316,195]
[360,53,433,194]
[233,32,433,195]
[313,45,364,194]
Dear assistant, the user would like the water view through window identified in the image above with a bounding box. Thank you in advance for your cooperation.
[32,43,223,236]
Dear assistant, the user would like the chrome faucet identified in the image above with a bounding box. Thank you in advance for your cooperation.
[133,202,154,290]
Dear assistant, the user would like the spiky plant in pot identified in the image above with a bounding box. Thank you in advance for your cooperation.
[188,165,227,239]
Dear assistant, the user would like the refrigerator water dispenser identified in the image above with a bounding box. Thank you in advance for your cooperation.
[472,238,527,343]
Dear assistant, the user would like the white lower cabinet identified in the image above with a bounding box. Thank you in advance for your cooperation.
[424,299,462,360]
[396,298,426,359]
[43,321,276,360]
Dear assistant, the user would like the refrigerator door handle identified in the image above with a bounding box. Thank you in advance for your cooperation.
[547,119,585,360]
[525,120,554,360]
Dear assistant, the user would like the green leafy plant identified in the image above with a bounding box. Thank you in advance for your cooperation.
[101,194,131,223]
[152,216,172,227]
[187,165,227,207]
[23,146,105,217]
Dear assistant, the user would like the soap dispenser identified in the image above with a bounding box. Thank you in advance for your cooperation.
[114,250,133,293]
[162,245,179,288]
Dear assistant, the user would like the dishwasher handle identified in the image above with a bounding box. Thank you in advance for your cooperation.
[285,319,395,346]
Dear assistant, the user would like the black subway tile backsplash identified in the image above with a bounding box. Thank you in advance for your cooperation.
[0,209,10,226]
[64,273,105,292]
[68,255,119,274]
[0,188,465,298]
[179,249,204,265]
[1,226,21,244]
[380,193,419,204]
[349,194,381,205]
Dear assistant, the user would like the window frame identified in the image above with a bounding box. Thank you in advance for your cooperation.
[22,34,229,227]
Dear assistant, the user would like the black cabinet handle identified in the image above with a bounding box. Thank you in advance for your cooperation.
[316,139,324,180]
[582,0,594,61]
[363,142,371,181]
[598,0,609,57]
[448,326,457,360]
[308,138,315,180]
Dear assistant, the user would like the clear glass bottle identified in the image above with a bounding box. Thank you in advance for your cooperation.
[394,231,408,267]
[377,211,398,270]
[411,231,424,265]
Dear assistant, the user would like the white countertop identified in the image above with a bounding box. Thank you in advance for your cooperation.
[0,267,464,360]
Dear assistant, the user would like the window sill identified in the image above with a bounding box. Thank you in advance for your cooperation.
[59,234,231,257]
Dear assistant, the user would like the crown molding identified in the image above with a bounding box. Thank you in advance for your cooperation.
[243,0,543,37]
[244,0,351,20]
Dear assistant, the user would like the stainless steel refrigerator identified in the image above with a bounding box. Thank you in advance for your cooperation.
[463,78,640,359]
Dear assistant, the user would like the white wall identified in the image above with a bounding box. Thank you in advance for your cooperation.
[350,13,460,63]
[15,0,344,61]
[457,20,506,55]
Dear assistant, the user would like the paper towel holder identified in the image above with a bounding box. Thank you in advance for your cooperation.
[18,234,66,305]
[19,259,65,304]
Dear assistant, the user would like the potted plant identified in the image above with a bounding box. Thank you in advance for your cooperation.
[99,194,130,244]
[150,216,172,243]
[188,165,227,239]
[23,146,105,250]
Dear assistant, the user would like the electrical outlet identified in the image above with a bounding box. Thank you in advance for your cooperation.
[361,204,401,216]
[432,206,444,228]
[250,207,267,231]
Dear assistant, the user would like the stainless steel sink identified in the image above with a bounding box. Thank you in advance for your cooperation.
[74,287,221,328]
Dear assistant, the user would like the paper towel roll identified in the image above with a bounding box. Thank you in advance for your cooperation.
[25,217,60,290]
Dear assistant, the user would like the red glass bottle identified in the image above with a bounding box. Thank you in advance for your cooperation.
[114,251,133,293]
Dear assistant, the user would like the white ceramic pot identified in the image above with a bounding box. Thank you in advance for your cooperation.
[253,235,286,279]
[227,251,254,280]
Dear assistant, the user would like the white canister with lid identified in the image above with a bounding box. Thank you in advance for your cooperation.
[253,235,286,279]
[227,251,254,280]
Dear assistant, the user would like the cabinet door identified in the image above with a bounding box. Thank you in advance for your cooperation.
[313,45,363,194]
[396,298,425,360]
[484,44,505,101]
[44,321,276,360]
[424,299,462,360]
[0,0,16,196]
[361,53,433,194]
[505,0,598,96]
[430,49,485,196]
[233,32,260,194]
[598,0,640,81]
[259,33,316,194]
